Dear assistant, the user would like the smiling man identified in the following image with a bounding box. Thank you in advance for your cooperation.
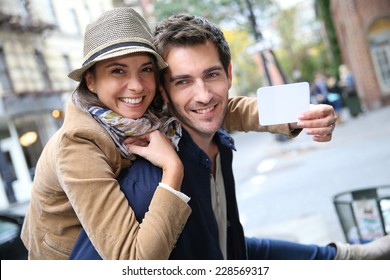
[153,13,389,260]
[160,40,243,259]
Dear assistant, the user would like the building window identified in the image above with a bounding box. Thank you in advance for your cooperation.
[63,54,76,88]
[371,43,390,91]
[83,3,93,25]
[17,0,29,19]
[34,50,52,89]
[369,18,390,94]
[67,8,81,35]
[42,0,57,24]
[0,149,17,203]
[13,111,62,180]
[13,115,42,180]
[0,48,13,93]
[376,44,390,84]
[63,54,72,73]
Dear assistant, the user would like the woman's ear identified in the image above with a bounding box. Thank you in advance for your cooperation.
[85,71,96,93]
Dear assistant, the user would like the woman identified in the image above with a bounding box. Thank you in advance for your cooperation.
[21,7,191,260]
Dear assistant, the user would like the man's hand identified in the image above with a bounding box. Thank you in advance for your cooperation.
[289,104,337,142]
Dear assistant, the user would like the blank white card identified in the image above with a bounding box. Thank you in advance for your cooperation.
[257,82,310,125]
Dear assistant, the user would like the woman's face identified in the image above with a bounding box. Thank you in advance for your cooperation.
[85,53,157,119]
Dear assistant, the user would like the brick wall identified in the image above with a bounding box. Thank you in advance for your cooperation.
[331,0,390,109]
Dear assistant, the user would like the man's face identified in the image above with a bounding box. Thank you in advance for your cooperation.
[162,41,232,140]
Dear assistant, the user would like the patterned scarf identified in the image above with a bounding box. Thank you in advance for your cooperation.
[88,106,181,160]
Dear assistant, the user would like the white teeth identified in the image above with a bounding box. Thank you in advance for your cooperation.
[121,97,143,104]
[196,106,214,114]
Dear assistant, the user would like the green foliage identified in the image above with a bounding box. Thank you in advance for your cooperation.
[153,0,274,33]
[315,0,342,78]
[224,29,260,96]
[152,0,274,95]
[270,1,341,84]
[152,0,339,93]
[153,0,236,23]
[276,40,330,84]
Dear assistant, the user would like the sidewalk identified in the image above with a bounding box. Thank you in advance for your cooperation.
[233,106,390,245]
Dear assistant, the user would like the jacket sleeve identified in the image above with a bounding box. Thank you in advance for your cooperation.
[57,127,191,260]
[222,96,301,137]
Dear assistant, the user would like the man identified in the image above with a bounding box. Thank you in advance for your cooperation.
[152,13,389,260]
[69,13,389,260]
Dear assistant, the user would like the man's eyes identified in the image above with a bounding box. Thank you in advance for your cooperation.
[172,71,222,87]
[207,72,218,78]
[174,79,188,86]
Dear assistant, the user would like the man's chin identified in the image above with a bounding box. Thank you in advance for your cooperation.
[195,122,221,135]
[181,121,218,136]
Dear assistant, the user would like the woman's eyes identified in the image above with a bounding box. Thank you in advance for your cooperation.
[110,67,154,75]
[141,66,154,73]
[111,68,124,74]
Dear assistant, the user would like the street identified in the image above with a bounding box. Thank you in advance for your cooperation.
[232,106,390,245]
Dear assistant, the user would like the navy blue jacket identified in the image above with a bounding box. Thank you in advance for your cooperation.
[69,128,247,260]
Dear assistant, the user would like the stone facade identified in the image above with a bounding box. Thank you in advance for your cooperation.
[0,0,117,208]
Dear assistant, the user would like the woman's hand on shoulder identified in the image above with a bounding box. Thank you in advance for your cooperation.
[125,131,178,167]
[125,131,183,190]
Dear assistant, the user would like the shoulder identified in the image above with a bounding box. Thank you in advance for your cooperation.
[119,157,162,183]
[53,102,123,171]
[117,157,162,205]
[59,100,114,147]
[216,129,236,151]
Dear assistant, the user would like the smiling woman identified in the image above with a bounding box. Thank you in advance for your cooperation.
[20,7,191,260]
[84,54,157,119]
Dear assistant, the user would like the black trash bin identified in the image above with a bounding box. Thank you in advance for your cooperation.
[333,186,390,244]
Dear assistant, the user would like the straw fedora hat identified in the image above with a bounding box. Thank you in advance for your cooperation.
[68,7,167,82]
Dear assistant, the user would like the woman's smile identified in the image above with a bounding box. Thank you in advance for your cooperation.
[120,97,144,105]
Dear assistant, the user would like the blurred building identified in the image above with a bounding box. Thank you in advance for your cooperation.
[0,0,132,209]
[331,0,390,109]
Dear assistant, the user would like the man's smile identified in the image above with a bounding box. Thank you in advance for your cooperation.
[194,105,216,114]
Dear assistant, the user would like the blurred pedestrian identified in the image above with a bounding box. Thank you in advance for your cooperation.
[326,74,343,123]
[311,72,329,105]
[311,72,342,123]
[339,64,363,118]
